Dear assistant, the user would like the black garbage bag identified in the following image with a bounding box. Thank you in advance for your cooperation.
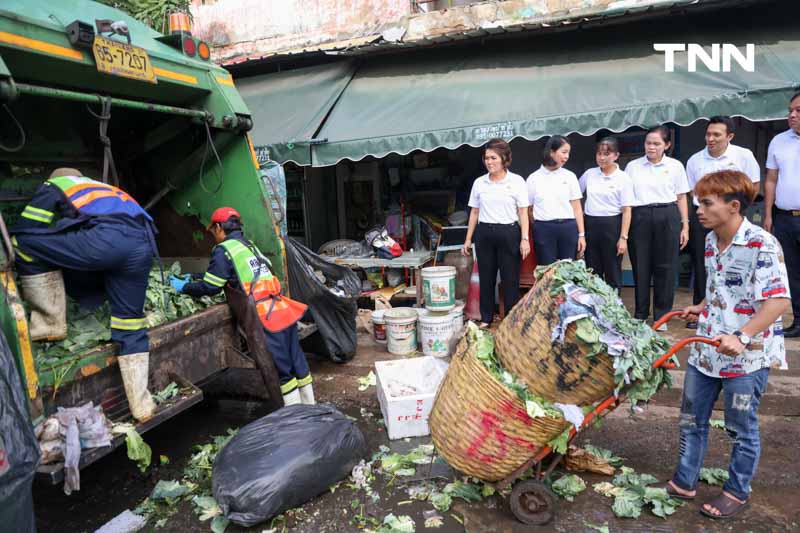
[0,332,40,533]
[212,404,367,527]
[285,237,361,362]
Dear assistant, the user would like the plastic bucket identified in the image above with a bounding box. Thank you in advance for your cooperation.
[422,266,456,312]
[372,309,387,344]
[384,308,418,355]
[419,311,458,358]
[451,300,465,329]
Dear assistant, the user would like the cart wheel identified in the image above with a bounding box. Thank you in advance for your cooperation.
[509,480,557,525]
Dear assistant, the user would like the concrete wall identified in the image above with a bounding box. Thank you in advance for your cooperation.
[190,0,412,61]
[192,0,692,64]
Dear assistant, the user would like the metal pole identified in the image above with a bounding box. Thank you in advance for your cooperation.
[14,83,211,122]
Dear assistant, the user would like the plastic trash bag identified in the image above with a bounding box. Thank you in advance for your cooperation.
[285,238,361,363]
[51,402,113,494]
[0,332,39,532]
[212,404,367,527]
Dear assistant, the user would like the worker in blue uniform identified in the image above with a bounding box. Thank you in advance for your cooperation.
[12,168,157,421]
[172,207,315,406]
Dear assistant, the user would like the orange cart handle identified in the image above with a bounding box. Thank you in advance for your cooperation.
[653,336,721,369]
[651,310,720,369]
[652,310,688,331]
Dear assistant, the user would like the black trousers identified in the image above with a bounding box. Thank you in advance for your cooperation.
[628,204,680,321]
[585,214,623,290]
[532,219,578,266]
[688,205,711,305]
[774,209,800,318]
[475,222,521,323]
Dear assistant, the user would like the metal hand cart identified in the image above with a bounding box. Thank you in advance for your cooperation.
[494,310,721,525]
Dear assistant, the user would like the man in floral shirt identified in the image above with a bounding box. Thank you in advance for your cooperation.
[664,170,790,519]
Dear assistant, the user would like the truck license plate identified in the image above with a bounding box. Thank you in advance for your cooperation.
[92,35,157,84]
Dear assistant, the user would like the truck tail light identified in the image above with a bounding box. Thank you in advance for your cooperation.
[182,36,196,56]
[198,41,211,61]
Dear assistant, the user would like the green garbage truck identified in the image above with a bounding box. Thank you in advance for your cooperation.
[0,0,290,483]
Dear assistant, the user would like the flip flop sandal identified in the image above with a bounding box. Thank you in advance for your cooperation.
[655,482,695,501]
[700,493,750,520]
[478,322,491,329]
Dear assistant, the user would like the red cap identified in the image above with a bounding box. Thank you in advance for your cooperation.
[208,207,241,229]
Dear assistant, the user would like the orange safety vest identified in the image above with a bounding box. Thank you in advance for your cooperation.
[217,238,307,333]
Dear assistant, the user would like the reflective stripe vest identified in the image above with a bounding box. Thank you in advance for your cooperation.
[48,175,152,221]
[217,238,307,333]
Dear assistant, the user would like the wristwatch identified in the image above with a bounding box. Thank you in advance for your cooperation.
[733,330,751,347]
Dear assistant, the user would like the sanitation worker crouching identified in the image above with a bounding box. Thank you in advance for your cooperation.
[172,207,315,405]
[12,168,158,421]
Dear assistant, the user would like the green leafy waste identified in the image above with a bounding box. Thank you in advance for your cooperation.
[135,429,237,532]
[594,466,684,519]
[32,262,225,376]
[542,261,676,407]
[699,467,729,486]
[583,443,624,467]
[551,474,586,502]
[112,423,152,473]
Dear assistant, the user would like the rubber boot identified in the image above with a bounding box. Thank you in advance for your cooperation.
[118,352,156,422]
[19,271,67,341]
[282,388,302,406]
[299,383,316,405]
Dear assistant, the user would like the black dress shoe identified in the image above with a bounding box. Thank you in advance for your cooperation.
[686,321,698,330]
[784,324,800,338]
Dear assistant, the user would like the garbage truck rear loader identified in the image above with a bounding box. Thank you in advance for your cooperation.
[0,0,288,484]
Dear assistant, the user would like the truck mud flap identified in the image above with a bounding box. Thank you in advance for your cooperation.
[36,373,202,485]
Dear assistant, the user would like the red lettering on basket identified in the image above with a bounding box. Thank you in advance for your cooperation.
[465,410,537,464]
[499,399,532,426]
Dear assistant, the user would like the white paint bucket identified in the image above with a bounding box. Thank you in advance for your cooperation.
[419,311,458,358]
[372,309,387,344]
[422,266,456,312]
[384,308,418,355]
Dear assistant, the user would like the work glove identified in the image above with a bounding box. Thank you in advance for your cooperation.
[169,275,188,293]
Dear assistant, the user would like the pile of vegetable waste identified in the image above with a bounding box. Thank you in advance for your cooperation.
[542,260,676,406]
[32,262,225,373]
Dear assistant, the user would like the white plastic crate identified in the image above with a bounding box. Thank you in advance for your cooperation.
[375,356,449,440]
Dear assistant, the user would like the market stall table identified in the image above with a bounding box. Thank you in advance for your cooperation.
[328,251,435,307]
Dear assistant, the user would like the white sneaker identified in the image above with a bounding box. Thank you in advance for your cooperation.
[656,323,668,332]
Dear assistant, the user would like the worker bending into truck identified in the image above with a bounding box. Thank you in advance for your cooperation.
[12,168,157,421]
[172,207,315,406]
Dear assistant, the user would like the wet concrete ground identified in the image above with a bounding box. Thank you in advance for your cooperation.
[32,288,800,532]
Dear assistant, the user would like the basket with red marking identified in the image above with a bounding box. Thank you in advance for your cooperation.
[429,330,570,482]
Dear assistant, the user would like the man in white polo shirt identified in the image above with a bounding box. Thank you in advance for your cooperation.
[685,116,760,328]
[764,92,800,337]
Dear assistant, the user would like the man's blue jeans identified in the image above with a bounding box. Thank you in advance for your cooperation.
[671,364,769,501]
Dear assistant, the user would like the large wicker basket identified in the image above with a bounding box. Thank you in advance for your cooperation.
[429,335,570,482]
[493,267,616,405]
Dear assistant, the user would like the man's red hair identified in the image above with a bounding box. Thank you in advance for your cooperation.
[694,170,758,207]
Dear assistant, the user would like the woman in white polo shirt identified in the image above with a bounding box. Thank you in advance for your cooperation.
[579,137,635,291]
[462,138,530,327]
[624,125,690,328]
[527,135,585,265]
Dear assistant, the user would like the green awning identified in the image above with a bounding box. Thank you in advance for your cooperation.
[311,13,799,167]
[237,61,355,165]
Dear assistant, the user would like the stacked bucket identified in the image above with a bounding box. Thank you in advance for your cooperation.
[375,266,463,357]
